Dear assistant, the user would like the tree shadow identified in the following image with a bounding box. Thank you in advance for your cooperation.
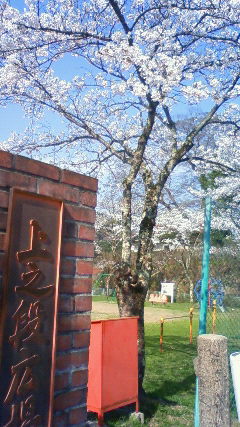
[142,334,197,420]
[146,334,197,356]
[140,373,196,420]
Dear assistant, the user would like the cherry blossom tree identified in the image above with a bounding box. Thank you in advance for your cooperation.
[0,0,240,391]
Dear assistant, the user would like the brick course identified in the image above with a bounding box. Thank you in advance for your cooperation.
[0,151,13,169]
[39,180,81,203]
[72,369,88,387]
[62,241,94,258]
[15,154,60,180]
[0,150,97,426]
[78,225,96,241]
[54,389,86,412]
[75,295,92,312]
[79,191,97,208]
[58,314,91,332]
[56,350,89,371]
[57,334,72,352]
[0,169,37,192]
[69,406,87,424]
[73,332,90,349]
[60,278,92,294]
[64,204,96,224]
[76,260,93,275]
[61,169,98,192]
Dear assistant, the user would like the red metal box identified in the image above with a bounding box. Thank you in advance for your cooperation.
[87,317,139,425]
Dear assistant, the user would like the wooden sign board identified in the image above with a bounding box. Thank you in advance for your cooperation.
[161,282,176,303]
[0,189,63,427]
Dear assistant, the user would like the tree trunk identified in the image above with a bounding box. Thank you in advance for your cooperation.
[115,173,161,393]
[121,182,132,263]
[115,273,148,395]
[189,281,194,303]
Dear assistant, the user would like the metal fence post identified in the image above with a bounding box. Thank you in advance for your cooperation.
[194,196,212,427]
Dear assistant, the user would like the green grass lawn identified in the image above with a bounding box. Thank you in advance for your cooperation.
[141,320,198,427]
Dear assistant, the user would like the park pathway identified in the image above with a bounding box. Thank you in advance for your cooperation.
[91,301,188,323]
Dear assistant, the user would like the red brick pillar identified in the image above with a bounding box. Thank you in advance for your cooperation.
[0,150,97,426]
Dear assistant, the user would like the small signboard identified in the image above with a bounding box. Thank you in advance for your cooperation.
[161,282,176,303]
[0,189,63,427]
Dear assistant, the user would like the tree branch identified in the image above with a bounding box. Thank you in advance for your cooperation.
[182,156,237,173]
[108,0,130,35]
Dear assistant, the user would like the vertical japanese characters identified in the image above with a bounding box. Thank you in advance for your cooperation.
[3,220,53,427]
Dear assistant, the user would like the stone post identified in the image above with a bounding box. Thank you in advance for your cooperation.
[195,334,231,427]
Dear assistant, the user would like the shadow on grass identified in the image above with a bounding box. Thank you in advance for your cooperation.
[146,334,197,355]
[144,373,196,399]
[142,334,196,421]
[140,373,196,421]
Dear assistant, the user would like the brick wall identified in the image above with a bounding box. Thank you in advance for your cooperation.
[0,150,97,427]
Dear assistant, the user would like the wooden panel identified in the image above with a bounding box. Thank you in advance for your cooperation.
[0,189,63,427]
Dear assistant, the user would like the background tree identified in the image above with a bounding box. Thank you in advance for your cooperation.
[153,207,203,302]
[0,0,240,391]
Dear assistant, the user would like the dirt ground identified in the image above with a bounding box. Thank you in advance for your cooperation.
[91,301,188,323]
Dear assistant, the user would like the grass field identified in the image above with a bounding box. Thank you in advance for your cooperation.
[89,297,239,426]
